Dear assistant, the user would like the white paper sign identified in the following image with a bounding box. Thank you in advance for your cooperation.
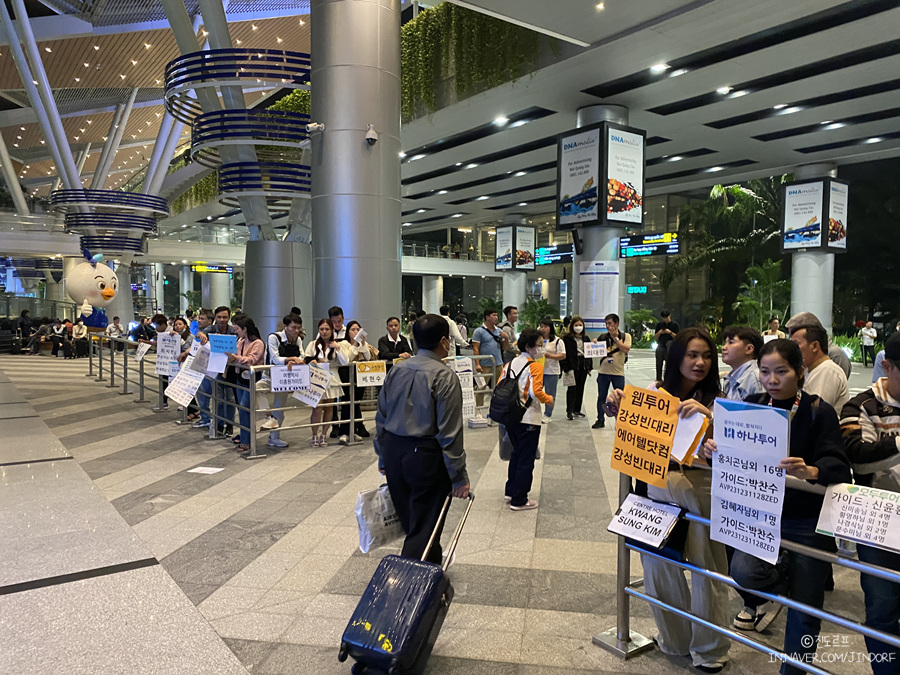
[579,260,619,332]
[354,329,368,344]
[189,344,210,373]
[271,365,310,393]
[462,401,476,419]
[710,399,790,564]
[608,493,682,548]
[155,332,181,377]
[206,351,228,375]
[670,411,706,463]
[584,341,608,359]
[189,339,201,356]
[763,334,779,344]
[135,342,151,361]
[292,365,331,407]
[355,361,387,387]
[816,484,900,553]
[164,355,206,407]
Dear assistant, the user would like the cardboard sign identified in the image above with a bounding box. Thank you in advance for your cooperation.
[608,493,683,548]
[271,364,310,393]
[208,333,237,354]
[155,332,181,377]
[610,385,679,488]
[356,361,387,386]
[164,355,206,407]
[134,342,151,361]
[710,399,789,564]
[292,364,331,407]
[817,484,900,553]
[584,341,608,359]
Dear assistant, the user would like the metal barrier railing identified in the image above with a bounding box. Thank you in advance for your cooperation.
[596,468,900,674]
[85,337,499,462]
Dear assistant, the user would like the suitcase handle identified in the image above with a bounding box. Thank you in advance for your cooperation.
[421,492,475,571]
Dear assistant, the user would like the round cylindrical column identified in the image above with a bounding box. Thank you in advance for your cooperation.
[242,240,313,337]
[310,0,402,333]
[179,266,194,314]
[422,275,443,314]
[153,262,165,314]
[104,256,135,323]
[571,105,628,325]
[790,163,837,334]
[202,272,231,309]
[541,278,561,310]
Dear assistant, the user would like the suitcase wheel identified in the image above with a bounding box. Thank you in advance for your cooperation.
[337,644,349,663]
[351,662,366,675]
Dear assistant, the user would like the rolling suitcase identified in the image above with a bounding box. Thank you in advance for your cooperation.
[75,339,89,358]
[339,493,475,675]
[61,340,75,359]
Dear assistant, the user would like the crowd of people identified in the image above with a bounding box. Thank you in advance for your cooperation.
[16,309,90,357]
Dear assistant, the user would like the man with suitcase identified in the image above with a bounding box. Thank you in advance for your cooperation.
[374,313,470,564]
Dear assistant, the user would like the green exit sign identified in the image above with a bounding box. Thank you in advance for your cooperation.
[627,286,647,294]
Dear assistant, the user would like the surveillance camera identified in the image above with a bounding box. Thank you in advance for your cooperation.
[305,122,325,133]
[365,124,378,146]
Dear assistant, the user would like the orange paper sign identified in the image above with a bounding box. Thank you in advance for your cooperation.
[611,385,679,488]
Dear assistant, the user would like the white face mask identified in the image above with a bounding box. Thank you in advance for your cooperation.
[573,325,583,334]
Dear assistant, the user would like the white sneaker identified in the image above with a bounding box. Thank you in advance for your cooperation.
[259,416,280,430]
[267,438,289,449]
[541,415,551,424]
[754,601,783,632]
[338,434,350,446]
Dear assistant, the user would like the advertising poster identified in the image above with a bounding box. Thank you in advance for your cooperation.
[606,127,644,224]
[578,260,619,331]
[783,182,824,250]
[710,399,789,564]
[610,385,679,488]
[558,128,600,226]
[515,226,536,270]
[827,181,848,250]
[495,226,514,271]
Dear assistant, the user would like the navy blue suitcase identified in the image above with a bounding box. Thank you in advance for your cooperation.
[339,493,474,675]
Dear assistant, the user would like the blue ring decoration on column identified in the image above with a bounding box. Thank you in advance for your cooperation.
[217,161,311,208]
[13,269,45,279]
[63,213,158,235]
[50,189,169,217]
[164,49,311,124]
[79,235,148,254]
[191,109,311,168]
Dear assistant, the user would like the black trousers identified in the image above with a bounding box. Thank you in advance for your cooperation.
[863,344,876,367]
[380,431,451,564]
[566,368,589,415]
[656,343,669,381]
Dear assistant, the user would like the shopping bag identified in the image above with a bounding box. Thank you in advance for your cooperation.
[498,423,513,461]
[562,371,575,387]
[355,484,404,553]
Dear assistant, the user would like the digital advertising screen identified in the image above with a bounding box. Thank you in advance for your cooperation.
[494,226,514,271]
[827,181,848,250]
[606,127,644,224]
[619,232,679,258]
[782,182,824,251]
[557,128,601,228]
[514,226,536,270]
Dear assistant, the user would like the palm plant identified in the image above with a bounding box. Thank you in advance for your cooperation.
[732,259,791,330]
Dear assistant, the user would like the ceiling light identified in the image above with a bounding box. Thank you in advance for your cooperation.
[650,63,669,74]
[465,163,478,169]
[410,154,426,161]
[44,47,51,53]
[455,162,462,166]
[74,77,80,82]
[438,190,448,195]
[515,171,527,177]
[83,62,89,67]
[824,122,845,130]
[773,104,787,110]
[782,106,802,114]
[235,39,242,45]
[401,222,411,227]
[276,37,283,43]
[716,86,732,95]
[131,59,138,65]
[476,195,489,201]
[729,89,748,98]
[509,120,529,128]
[416,209,427,213]
[94,45,99,50]
[866,137,882,144]
[708,166,724,172]
[451,213,463,218]
[201,30,208,36]
[120,74,126,79]
[596,2,605,8]
[398,151,406,158]
[145,43,151,49]
[493,116,509,126]
[669,68,688,77]
[821,120,832,125]
[668,156,683,162]
[251,24,258,30]
[20,126,24,130]
[518,202,527,206]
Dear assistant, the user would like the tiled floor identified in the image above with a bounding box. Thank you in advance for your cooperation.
[0,352,876,674]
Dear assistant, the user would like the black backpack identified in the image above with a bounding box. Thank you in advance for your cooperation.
[489,363,532,426]
[267,332,301,365]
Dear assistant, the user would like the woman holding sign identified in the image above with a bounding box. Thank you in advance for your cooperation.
[701,339,851,674]
[304,318,350,447]
[561,316,593,421]
[226,315,266,452]
[607,327,730,673]
[341,321,379,441]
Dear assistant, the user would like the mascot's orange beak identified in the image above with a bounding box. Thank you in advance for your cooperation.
[101,288,116,299]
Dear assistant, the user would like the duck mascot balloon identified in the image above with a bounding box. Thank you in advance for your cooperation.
[66,249,119,328]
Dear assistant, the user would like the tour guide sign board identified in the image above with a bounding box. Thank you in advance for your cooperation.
[710,399,789,564]
[557,122,646,230]
[781,178,849,253]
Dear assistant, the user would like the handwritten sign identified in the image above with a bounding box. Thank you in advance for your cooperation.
[271,365,310,393]
[817,484,900,554]
[710,399,789,564]
[155,332,181,377]
[208,333,237,354]
[164,355,206,407]
[189,344,210,373]
[356,361,387,386]
[292,365,331,407]
[611,385,679,488]
[585,341,608,359]
[134,342,151,361]
[608,493,683,548]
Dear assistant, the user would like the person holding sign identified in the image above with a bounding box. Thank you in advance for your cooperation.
[592,313,631,429]
[341,320,379,440]
[702,339,851,674]
[841,333,900,672]
[225,315,266,452]
[561,316,593,421]
[303,318,350,447]
[260,313,305,449]
[607,328,729,674]
[538,318,564,423]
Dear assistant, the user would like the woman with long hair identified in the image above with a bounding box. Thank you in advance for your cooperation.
[226,314,266,452]
[172,316,199,420]
[607,327,731,673]
[538,317,564,422]
[561,315,592,420]
[702,339,851,674]
[341,320,379,440]
[304,318,349,447]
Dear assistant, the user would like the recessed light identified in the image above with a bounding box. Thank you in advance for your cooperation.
[416,209,427,213]
[131,59,138,65]
[277,37,283,43]
[518,202,527,206]
[145,43,152,49]
[716,86,732,95]
[866,137,882,144]
[650,63,669,74]
[465,163,478,169]
[669,68,688,77]
[824,122,845,130]
[476,195,489,201]
[821,120,832,125]
[438,190,448,195]
[401,222,411,227]
[596,2,605,8]
[44,47,51,53]
[708,166,724,172]
[451,213,463,218]
[299,19,305,25]
[509,120,529,128]
[251,24,258,30]
[410,154,426,161]
[669,156,683,162]
[782,106,802,114]
[83,62,89,67]
[729,90,748,98]
[515,171,527,177]
[398,152,406,158]
[493,116,509,126]
[773,104,787,110]
[94,45,99,50]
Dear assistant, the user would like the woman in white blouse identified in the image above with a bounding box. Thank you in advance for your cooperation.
[340,321,379,441]
[303,318,349,447]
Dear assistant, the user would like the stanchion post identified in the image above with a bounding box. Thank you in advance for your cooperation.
[244,371,265,460]
[153,374,166,412]
[96,335,105,382]
[347,373,358,446]
[86,335,95,377]
[120,340,130,395]
[107,336,116,388]
[592,472,654,658]
[208,378,218,439]
[136,354,146,403]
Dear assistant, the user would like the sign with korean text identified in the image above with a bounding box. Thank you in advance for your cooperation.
[292,364,331,407]
[584,341,608,359]
[611,385,679,488]
[164,355,206,407]
[608,493,683,548]
[270,364,310,393]
[189,344,210,373]
[155,332,181,377]
[449,357,476,420]
[356,361,387,387]
[710,399,789,564]
[816,484,900,553]
[208,333,237,354]
[134,342,151,361]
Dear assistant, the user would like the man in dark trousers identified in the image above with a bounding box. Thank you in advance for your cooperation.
[654,309,679,382]
[374,314,470,564]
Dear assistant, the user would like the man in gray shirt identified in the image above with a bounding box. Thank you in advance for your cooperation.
[374,314,470,564]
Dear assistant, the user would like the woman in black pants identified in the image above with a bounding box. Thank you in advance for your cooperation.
[561,315,592,420]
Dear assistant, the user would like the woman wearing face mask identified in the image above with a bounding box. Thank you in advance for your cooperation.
[700,340,851,675]
[499,328,554,511]
[340,320,379,442]
[561,316,592,420]
[606,327,730,673]
[304,318,350,447]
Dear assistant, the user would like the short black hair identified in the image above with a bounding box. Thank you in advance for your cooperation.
[151,313,168,326]
[483,307,498,320]
[214,306,230,316]
[605,313,620,325]
[290,306,302,316]
[413,313,449,350]
[283,313,302,327]
[660,309,671,318]
[113,316,120,321]
[386,316,400,325]
[439,305,450,316]
[328,306,343,318]
[503,305,517,318]
[199,308,214,321]
[517,328,541,352]
[768,316,780,324]
[794,324,828,354]
[415,310,426,318]
[723,325,763,357]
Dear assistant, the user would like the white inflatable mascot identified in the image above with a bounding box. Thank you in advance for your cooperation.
[67,249,119,323]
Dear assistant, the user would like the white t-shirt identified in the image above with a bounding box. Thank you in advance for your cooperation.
[542,337,563,375]
[804,358,850,413]
[860,327,877,346]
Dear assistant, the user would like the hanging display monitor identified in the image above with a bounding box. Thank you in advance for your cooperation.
[495,225,537,271]
[619,232,679,258]
[557,122,646,230]
[781,178,849,253]
[515,225,536,270]
[494,226,514,270]
[536,243,574,266]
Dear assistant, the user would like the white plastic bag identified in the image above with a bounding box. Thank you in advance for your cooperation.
[355,484,404,553]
